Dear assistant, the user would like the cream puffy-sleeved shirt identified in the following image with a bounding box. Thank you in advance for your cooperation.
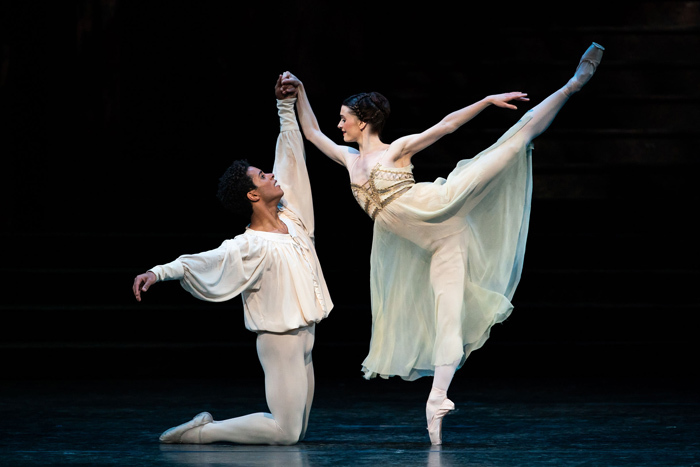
[149,98,332,333]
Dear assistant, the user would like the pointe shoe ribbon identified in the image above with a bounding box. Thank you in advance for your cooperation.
[427,399,455,445]
[159,412,213,444]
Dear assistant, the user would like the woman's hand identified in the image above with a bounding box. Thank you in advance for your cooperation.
[275,73,297,99]
[486,92,530,110]
[281,71,302,90]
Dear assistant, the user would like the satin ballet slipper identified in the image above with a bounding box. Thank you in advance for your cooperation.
[564,42,605,96]
[427,398,455,445]
[159,412,213,444]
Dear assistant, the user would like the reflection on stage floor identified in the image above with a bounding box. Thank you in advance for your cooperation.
[1,375,698,466]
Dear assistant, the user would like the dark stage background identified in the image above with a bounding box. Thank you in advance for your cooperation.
[1,1,698,382]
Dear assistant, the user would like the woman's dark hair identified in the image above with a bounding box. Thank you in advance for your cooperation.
[217,159,257,217]
[343,92,391,136]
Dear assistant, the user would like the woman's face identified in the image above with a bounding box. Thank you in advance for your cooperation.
[338,105,363,142]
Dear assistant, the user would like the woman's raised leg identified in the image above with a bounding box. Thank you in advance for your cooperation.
[516,42,604,144]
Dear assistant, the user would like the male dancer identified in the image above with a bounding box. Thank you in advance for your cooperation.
[132,75,331,445]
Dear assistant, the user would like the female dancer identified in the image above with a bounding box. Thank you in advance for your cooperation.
[283,42,604,444]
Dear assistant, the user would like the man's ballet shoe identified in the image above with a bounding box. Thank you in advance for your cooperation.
[427,398,455,445]
[564,42,605,95]
[159,412,213,444]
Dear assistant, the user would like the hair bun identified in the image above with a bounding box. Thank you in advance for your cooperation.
[370,92,390,117]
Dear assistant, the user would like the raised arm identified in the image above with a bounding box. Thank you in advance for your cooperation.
[389,92,529,166]
[282,72,355,168]
[272,96,316,235]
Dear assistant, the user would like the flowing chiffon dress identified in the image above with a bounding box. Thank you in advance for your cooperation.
[351,112,535,381]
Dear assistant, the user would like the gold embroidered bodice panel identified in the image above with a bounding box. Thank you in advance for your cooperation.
[351,163,415,220]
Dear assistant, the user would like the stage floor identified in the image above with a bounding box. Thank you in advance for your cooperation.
[1,375,698,466]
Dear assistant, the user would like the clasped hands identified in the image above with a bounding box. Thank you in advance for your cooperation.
[275,71,299,99]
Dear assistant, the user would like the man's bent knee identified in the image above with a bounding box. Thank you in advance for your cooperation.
[272,426,303,446]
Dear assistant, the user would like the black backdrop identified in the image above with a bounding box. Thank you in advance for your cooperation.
[2,1,699,381]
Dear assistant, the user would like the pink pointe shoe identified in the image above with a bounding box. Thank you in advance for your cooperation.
[427,398,456,445]
[564,42,605,95]
[159,412,213,444]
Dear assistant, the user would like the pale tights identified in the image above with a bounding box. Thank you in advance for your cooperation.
[429,75,585,400]
[199,325,315,445]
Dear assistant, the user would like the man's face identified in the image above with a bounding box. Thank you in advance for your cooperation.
[247,166,284,202]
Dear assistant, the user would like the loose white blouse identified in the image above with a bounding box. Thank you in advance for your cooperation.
[149,99,333,333]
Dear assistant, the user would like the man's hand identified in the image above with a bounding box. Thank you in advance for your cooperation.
[275,72,297,99]
[132,271,157,302]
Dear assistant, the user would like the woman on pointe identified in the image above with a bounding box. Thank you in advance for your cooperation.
[283,42,604,445]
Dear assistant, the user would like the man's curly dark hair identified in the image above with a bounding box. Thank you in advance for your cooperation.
[217,159,257,217]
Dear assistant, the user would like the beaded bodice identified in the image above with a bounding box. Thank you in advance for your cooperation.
[350,163,415,220]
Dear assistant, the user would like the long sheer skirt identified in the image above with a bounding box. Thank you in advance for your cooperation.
[362,112,534,380]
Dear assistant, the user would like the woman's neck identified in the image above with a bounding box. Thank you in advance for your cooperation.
[357,133,387,157]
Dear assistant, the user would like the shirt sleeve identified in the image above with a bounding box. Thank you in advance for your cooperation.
[148,236,264,302]
[273,98,315,239]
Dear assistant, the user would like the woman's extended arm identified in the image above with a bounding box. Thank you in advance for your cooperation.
[390,92,529,165]
[282,72,353,167]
